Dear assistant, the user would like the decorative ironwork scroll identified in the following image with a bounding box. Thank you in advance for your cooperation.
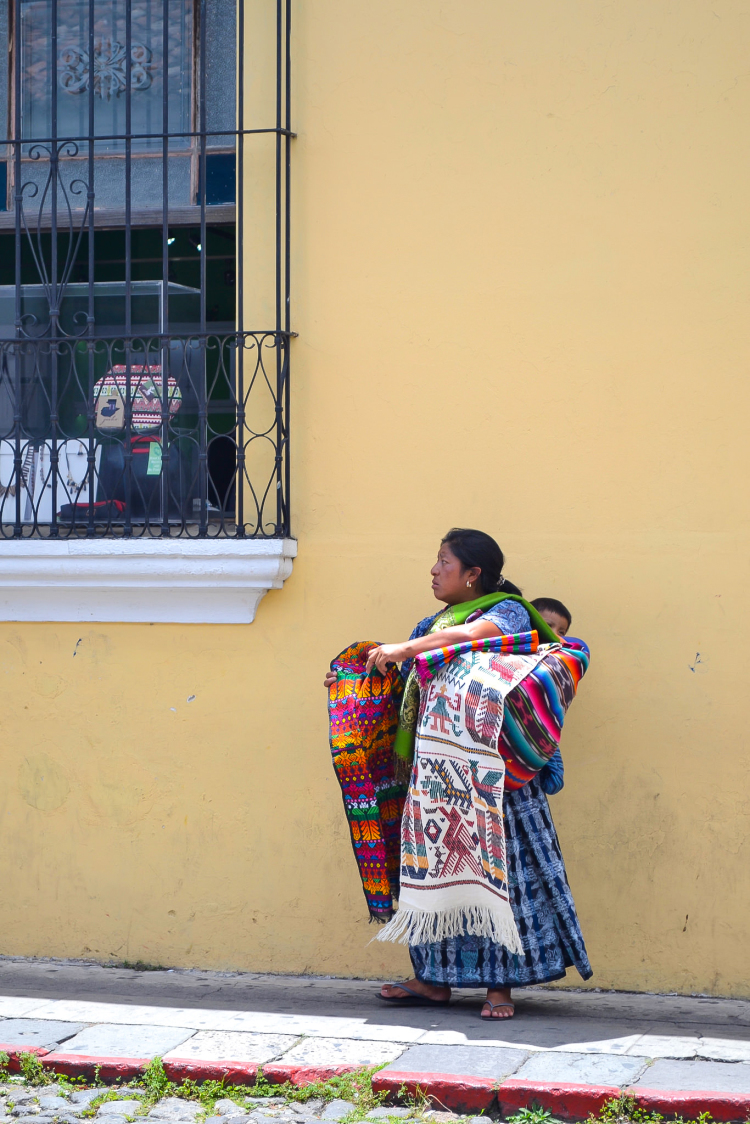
[58,40,154,100]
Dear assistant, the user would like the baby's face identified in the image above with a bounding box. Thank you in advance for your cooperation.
[539,609,569,637]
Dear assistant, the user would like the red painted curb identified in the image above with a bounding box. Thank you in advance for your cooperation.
[41,1054,148,1082]
[0,1045,49,1074]
[628,1086,750,1123]
[263,1064,362,1087]
[498,1079,622,1120]
[26,1054,750,1122]
[372,1071,496,1114]
[163,1060,259,1085]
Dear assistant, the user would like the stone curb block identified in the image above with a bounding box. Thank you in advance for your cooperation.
[41,1054,149,1082]
[262,1065,363,1087]
[371,1071,496,1115]
[0,1045,49,1074]
[497,1080,622,1120]
[627,1086,750,1123]
[163,1061,259,1085]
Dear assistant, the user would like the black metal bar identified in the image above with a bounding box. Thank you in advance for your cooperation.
[86,0,96,536]
[197,0,208,536]
[273,0,282,533]
[275,0,282,335]
[2,129,294,146]
[124,0,133,535]
[12,0,23,537]
[284,0,291,535]
[160,0,170,536]
[49,0,59,536]
[236,0,245,537]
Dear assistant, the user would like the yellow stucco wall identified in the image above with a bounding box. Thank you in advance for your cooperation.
[1,0,749,996]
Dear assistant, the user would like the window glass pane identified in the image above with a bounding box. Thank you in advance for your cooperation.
[19,0,193,152]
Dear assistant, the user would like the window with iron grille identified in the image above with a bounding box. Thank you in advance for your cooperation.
[0,0,291,539]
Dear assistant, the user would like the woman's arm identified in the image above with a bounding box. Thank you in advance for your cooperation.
[365,617,502,674]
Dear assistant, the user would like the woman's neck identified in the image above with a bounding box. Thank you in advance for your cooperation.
[442,590,482,607]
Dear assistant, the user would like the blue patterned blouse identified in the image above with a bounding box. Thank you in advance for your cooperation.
[403,599,564,795]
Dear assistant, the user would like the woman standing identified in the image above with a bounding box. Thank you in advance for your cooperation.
[325,528,591,1019]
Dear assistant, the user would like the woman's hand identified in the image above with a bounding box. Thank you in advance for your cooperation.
[323,670,336,689]
[365,643,411,674]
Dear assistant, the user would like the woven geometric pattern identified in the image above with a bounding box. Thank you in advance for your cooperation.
[498,638,590,788]
[415,634,590,790]
[328,642,406,922]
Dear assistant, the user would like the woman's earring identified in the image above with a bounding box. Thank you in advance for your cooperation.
[466,581,472,587]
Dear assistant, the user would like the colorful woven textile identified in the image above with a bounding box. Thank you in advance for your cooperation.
[499,638,590,788]
[394,594,559,771]
[376,635,556,951]
[415,631,540,684]
[328,642,407,922]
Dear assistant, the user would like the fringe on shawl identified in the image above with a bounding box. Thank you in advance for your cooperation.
[374,903,523,955]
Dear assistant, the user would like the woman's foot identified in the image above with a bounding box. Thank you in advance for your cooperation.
[380,978,451,1002]
[481,986,514,1018]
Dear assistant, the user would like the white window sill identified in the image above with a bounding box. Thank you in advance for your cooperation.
[0,538,297,624]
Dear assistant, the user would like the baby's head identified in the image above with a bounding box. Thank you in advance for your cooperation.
[531,597,572,638]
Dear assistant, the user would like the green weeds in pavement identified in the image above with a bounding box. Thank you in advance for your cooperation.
[77,1059,392,1120]
[591,1095,724,1124]
[507,1109,561,1124]
[17,1053,49,1086]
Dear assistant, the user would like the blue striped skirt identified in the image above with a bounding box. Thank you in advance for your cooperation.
[409,778,592,987]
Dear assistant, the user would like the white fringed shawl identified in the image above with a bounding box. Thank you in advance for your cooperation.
[376,636,550,951]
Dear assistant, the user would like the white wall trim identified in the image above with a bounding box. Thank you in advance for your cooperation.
[0,538,298,623]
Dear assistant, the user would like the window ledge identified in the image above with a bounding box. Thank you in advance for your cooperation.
[0,538,297,624]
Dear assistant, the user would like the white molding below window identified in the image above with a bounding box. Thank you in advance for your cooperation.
[0,538,298,624]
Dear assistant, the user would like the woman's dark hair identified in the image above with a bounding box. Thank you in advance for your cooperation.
[441,528,523,597]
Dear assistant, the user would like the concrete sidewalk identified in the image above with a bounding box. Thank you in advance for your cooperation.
[0,959,749,1119]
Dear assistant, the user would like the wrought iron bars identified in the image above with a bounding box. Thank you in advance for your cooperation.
[0,0,292,538]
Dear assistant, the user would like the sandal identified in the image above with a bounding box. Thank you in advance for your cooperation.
[379,982,451,1007]
[480,1000,515,1020]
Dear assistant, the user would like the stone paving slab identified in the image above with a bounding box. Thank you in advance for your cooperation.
[163,1032,300,1064]
[279,1038,406,1066]
[511,1050,650,1087]
[0,1020,86,1050]
[382,1044,529,1080]
[146,1098,203,1121]
[0,1000,53,1019]
[698,1037,750,1062]
[54,1023,194,1059]
[38,1095,72,1111]
[549,1035,643,1056]
[98,1102,145,1116]
[631,1058,750,1092]
[27,1004,361,1042]
[627,1036,700,1059]
[415,1031,542,1050]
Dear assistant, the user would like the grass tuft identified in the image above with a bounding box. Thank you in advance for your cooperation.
[508,1109,562,1124]
[591,1095,719,1124]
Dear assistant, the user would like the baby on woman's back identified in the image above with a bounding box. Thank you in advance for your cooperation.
[530,596,572,639]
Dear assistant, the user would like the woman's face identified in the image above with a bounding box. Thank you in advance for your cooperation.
[430,542,481,604]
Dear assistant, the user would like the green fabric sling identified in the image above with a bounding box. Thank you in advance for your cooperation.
[393,592,559,778]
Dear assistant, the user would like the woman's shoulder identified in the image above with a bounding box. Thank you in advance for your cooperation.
[410,611,441,640]
[482,598,532,633]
